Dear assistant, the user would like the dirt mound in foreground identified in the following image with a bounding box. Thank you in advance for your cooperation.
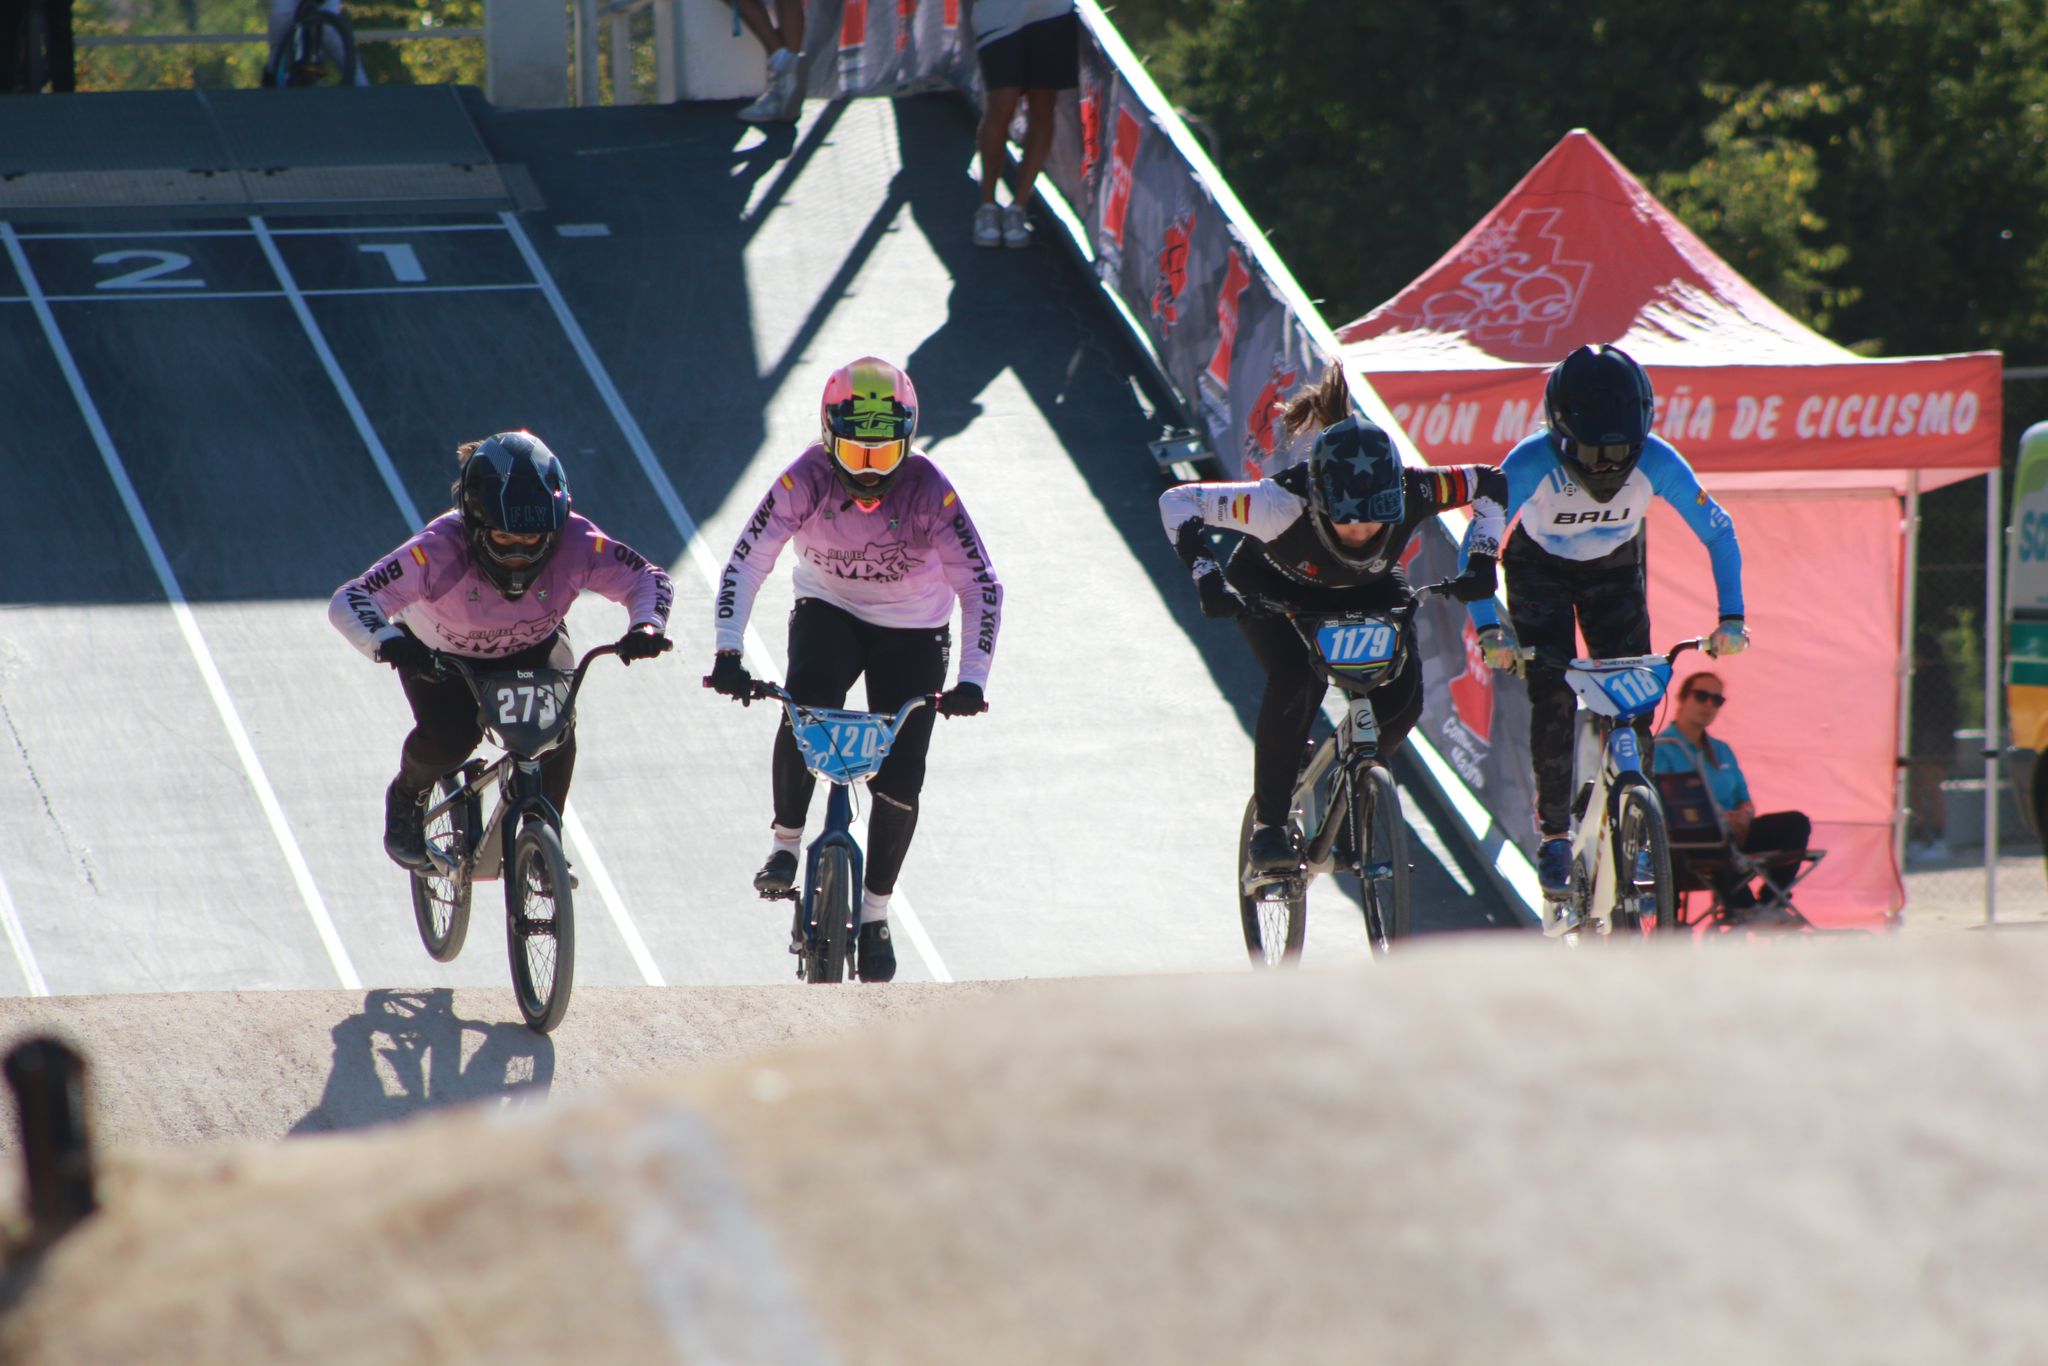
[3,936,2045,1363]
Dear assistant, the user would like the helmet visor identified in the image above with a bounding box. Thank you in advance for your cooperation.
[484,529,547,569]
[1577,440,1642,471]
[830,435,907,478]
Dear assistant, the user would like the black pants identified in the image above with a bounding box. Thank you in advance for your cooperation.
[1504,531,1651,838]
[0,0,75,93]
[1235,612,1422,829]
[394,631,576,815]
[774,598,949,895]
[1721,810,1812,908]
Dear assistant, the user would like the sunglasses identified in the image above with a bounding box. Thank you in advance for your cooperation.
[830,435,907,477]
[1686,691,1727,706]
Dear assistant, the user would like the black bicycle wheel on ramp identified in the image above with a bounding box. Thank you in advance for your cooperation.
[1238,797,1306,969]
[1613,780,1676,938]
[1347,763,1412,952]
[410,775,473,962]
[506,820,576,1033]
[805,846,855,984]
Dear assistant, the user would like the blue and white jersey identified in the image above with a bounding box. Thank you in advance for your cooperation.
[1461,431,1743,629]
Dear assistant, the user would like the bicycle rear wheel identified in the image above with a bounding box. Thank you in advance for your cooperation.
[410,775,473,962]
[506,820,576,1032]
[1612,780,1676,938]
[1347,763,1412,952]
[1237,797,1305,968]
[804,846,855,984]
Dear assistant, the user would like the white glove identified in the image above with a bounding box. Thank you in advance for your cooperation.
[1707,618,1750,657]
[1477,624,1524,676]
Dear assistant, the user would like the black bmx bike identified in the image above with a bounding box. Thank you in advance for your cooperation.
[407,642,619,1034]
[1236,590,1441,967]
[264,0,358,88]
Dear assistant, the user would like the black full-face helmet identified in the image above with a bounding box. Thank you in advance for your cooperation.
[1545,343,1655,503]
[458,431,571,599]
[1304,415,1405,569]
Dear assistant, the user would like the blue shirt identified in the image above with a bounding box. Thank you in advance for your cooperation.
[1459,431,1744,629]
[1653,727,1751,813]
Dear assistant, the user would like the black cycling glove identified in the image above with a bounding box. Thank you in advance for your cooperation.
[1194,565,1240,619]
[706,651,754,701]
[376,633,436,677]
[937,681,987,717]
[1433,553,1499,604]
[615,625,671,664]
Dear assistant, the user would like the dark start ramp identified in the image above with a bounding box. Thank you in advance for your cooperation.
[0,87,1511,1000]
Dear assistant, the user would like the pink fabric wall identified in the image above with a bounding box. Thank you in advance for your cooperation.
[1644,492,1903,926]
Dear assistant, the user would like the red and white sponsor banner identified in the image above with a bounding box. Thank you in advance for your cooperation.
[1370,356,2001,485]
[798,0,976,102]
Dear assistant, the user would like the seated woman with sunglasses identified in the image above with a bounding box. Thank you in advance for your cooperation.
[1653,671,1811,923]
[707,357,1002,982]
[1458,344,1749,901]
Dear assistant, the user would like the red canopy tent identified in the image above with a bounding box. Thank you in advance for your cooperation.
[1339,129,2003,924]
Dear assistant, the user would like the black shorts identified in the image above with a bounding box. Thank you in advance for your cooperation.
[977,11,1078,92]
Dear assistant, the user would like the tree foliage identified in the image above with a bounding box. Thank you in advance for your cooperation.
[1111,0,2048,363]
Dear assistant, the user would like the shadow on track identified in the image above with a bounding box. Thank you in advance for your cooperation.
[290,988,553,1135]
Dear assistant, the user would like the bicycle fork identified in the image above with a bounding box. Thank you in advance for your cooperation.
[796,783,866,954]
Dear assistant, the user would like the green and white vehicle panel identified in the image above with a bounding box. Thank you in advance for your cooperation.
[2007,421,2048,843]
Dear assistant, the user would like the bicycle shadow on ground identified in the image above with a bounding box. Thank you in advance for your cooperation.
[289,989,554,1136]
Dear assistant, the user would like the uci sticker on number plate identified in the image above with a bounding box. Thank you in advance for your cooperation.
[1316,620,1399,670]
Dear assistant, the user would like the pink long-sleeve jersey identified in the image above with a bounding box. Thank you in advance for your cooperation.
[328,511,673,660]
[715,445,1003,687]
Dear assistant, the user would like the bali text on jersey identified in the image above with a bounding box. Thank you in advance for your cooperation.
[328,511,674,659]
[1460,431,1743,629]
[716,445,1004,687]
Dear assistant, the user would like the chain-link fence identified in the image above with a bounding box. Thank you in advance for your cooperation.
[1903,376,2048,871]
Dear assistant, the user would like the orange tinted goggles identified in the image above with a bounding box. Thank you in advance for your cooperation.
[831,435,907,476]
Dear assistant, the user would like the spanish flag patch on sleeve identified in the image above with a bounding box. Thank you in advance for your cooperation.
[410,545,428,567]
[593,534,607,554]
[780,473,796,491]
[941,490,957,509]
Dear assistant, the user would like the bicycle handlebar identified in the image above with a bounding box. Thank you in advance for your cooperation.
[741,680,939,731]
[1236,576,1452,623]
[434,642,621,713]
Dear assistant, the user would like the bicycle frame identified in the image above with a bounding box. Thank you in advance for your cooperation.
[1555,639,1704,935]
[416,644,617,882]
[752,683,935,956]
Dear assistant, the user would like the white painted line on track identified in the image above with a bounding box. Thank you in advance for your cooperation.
[25,284,544,305]
[0,866,50,997]
[498,209,956,984]
[13,224,506,241]
[249,215,665,989]
[297,283,542,298]
[3,221,362,992]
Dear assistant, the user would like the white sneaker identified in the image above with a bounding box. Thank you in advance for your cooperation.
[972,202,1002,248]
[1001,203,1031,248]
[738,58,800,123]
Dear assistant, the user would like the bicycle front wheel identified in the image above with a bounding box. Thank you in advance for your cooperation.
[410,775,473,962]
[1237,797,1305,969]
[1613,780,1676,937]
[505,820,576,1032]
[805,846,855,984]
[1348,763,1412,952]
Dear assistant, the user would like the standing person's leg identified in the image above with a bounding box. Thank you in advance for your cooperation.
[736,0,805,121]
[49,0,75,92]
[974,83,1023,246]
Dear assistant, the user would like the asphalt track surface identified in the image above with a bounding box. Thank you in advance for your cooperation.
[0,92,1514,1006]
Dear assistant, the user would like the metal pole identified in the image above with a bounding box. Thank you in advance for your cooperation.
[653,0,678,104]
[1986,466,2003,924]
[1895,472,1921,915]
[610,11,634,104]
[573,0,601,106]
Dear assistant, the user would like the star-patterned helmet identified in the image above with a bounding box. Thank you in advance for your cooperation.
[1305,415,1403,569]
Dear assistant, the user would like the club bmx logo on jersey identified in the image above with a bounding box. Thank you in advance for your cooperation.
[807,539,924,583]
[1405,207,1591,352]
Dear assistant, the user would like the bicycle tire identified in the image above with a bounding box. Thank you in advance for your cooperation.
[806,846,855,985]
[1237,796,1305,968]
[1348,763,1412,951]
[1612,779,1676,937]
[505,820,576,1033]
[409,775,473,962]
[268,8,357,88]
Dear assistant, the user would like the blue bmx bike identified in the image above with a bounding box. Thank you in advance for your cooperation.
[740,681,934,984]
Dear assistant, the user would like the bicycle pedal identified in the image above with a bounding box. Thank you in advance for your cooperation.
[758,888,799,902]
[1360,862,1394,879]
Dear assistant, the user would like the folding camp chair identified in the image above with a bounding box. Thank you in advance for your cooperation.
[1651,755,1826,932]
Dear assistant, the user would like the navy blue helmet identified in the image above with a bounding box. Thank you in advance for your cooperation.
[1545,343,1655,502]
[458,431,571,599]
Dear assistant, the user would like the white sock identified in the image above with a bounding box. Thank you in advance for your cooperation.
[770,824,802,859]
[861,889,890,925]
